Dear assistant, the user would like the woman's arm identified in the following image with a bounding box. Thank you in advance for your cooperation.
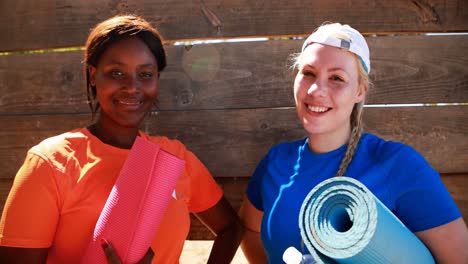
[0,154,58,264]
[194,196,244,264]
[239,196,267,263]
[0,247,48,264]
[415,217,468,264]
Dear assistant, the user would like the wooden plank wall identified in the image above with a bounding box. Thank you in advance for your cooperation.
[0,0,467,240]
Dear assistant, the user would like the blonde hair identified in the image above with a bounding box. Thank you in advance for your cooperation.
[291,50,372,177]
[335,57,370,176]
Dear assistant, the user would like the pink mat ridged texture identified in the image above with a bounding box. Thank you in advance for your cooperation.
[81,137,185,264]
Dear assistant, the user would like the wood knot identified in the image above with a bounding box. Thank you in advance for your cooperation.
[176,88,194,106]
[201,2,223,35]
[411,0,440,24]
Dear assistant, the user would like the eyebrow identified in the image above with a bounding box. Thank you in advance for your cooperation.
[302,64,345,72]
[327,67,347,73]
[301,64,351,78]
[103,60,157,68]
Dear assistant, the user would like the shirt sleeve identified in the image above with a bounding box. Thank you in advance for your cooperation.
[246,152,270,212]
[391,146,461,232]
[185,150,223,213]
[0,151,60,248]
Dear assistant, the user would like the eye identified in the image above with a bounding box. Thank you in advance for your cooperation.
[330,75,344,82]
[110,70,124,79]
[302,70,315,77]
[139,71,154,79]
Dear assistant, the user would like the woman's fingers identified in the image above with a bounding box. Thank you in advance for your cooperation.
[137,247,155,264]
[101,238,122,264]
[100,238,153,264]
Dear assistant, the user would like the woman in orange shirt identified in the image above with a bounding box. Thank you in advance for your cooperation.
[0,14,243,264]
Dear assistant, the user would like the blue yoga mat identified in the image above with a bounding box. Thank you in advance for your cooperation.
[298,177,435,264]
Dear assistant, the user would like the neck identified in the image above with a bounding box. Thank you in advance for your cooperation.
[307,126,351,154]
[88,122,139,149]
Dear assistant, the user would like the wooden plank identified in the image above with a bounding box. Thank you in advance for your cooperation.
[0,51,87,114]
[0,106,466,181]
[1,0,467,51]
[150,106,468,175]
[367,35,468,104]
[187,173,468,239]
[1,35,467,115]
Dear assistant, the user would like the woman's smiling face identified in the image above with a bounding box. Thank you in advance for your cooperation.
[89,37,159,129]
[294,43,365,139]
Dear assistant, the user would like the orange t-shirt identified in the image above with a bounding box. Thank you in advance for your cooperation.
[0,128,223,263]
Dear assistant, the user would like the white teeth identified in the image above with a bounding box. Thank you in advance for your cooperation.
[308,105,328,113]
[118,100,141,105]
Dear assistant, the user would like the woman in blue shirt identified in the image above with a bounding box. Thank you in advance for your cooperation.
[239,22,468,263]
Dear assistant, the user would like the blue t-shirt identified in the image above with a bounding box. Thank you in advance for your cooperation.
[246,133,461,264]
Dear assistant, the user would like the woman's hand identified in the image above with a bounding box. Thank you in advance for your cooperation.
[101,239,154,264]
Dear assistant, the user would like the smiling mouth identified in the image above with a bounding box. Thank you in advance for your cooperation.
[307,105,330,113]
[115,99,144,110]
[118,100,142,106]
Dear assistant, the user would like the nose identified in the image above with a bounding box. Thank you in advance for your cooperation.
[307,80,326,96]
[121,75,140,93]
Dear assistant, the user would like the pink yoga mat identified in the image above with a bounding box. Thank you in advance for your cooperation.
[81,136,185,264]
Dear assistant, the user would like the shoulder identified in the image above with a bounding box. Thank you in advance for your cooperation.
[358,133,437,188]
[359,133,422,162]
[266,138,307,159]
[139,132,195,163]
[251,138,306,178]
[31,128,89,159]
[25,128,90,173]
[360,133,403,153]
[143,134,188,159]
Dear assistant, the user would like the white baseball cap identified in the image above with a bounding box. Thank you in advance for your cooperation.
[302,23,370,73]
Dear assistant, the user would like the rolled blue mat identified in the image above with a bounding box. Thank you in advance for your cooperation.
[298,177,435,264]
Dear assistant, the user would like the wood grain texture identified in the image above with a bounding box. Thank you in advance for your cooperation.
[1,0,468,51]
[0,106,466,182]
[1,35,467,115]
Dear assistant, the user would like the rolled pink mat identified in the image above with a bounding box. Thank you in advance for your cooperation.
[81,136,185,264]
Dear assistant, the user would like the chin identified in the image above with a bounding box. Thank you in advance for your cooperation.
[116,114,147,127]
[116,119,144,129]
[302,123,325,135]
